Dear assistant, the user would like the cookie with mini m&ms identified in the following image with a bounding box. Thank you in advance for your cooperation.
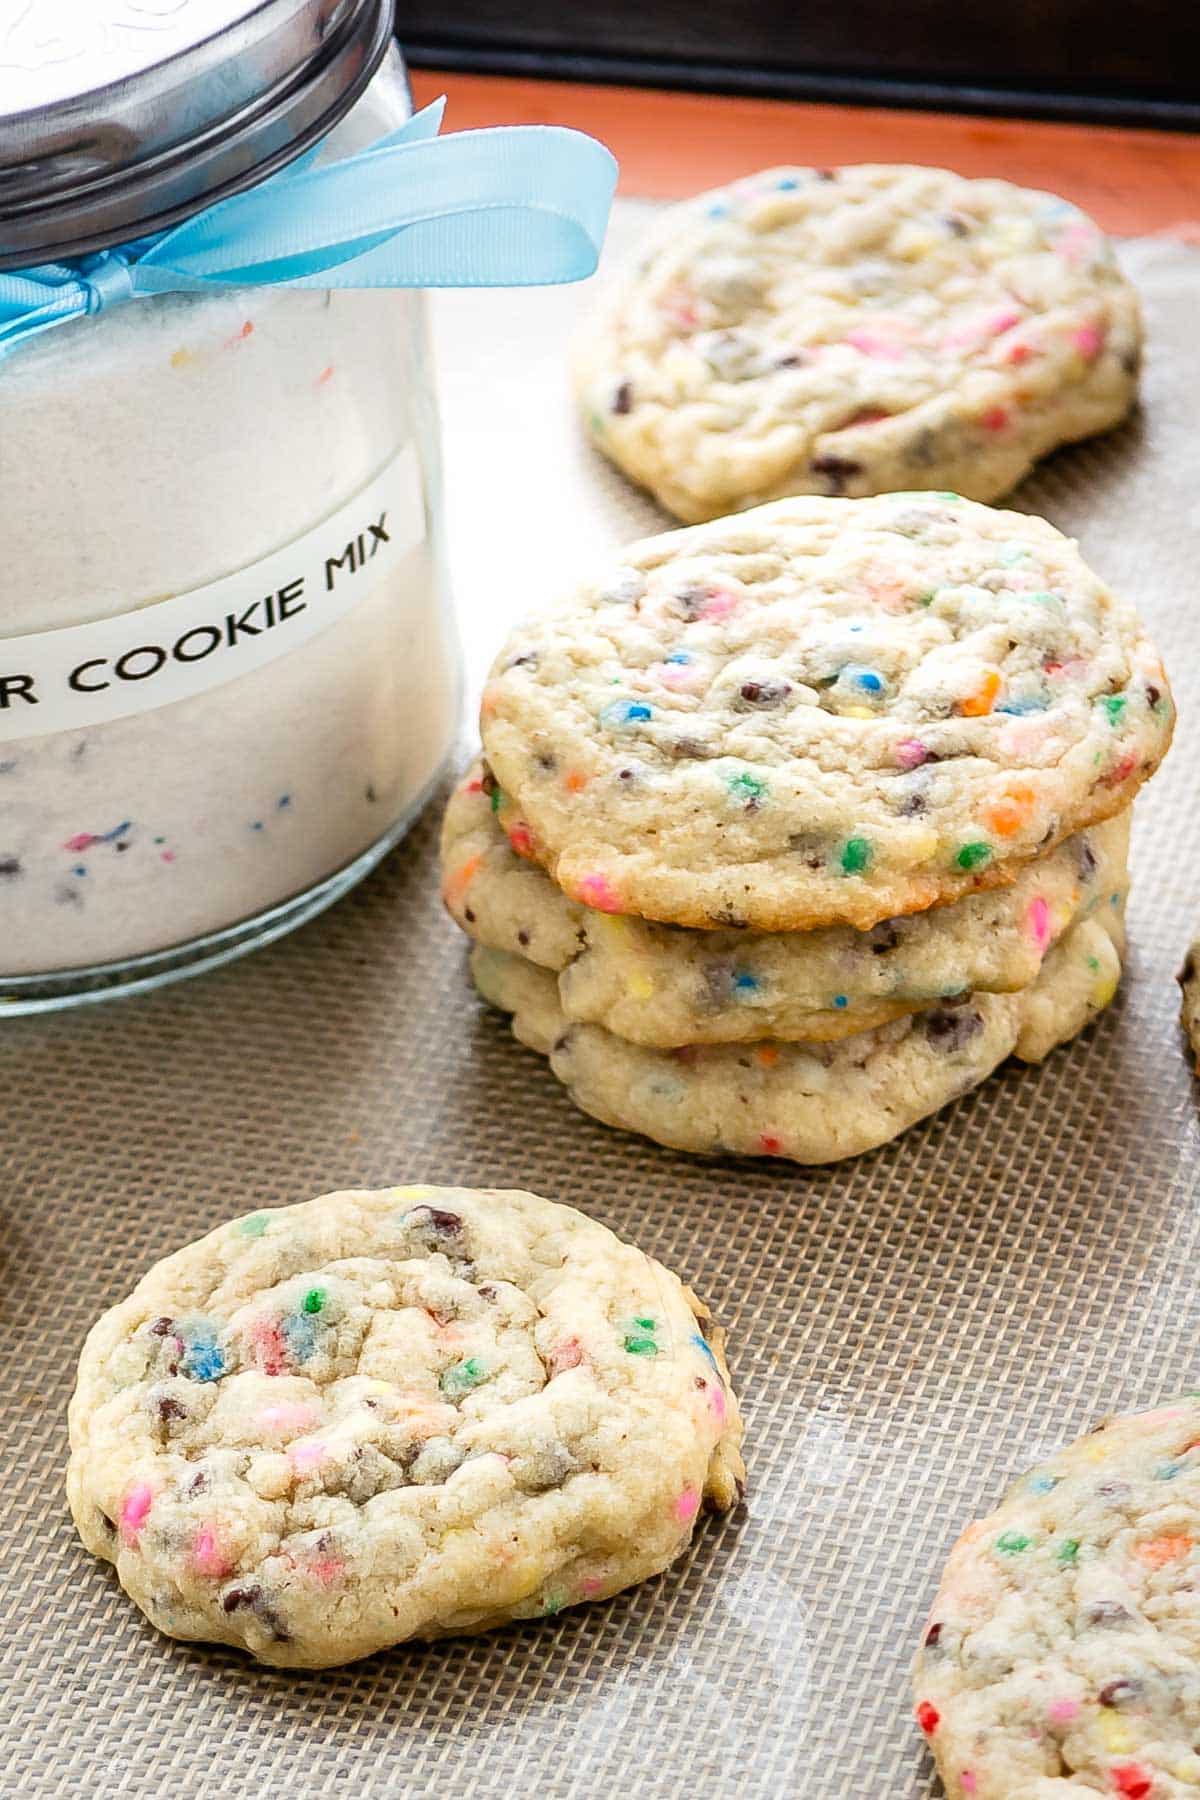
[914,1399,1200,1799]
[480,495,1171,932]
[574,165,1141,523]
[68,1186,744,1667]
[469,906,1124,1164]
[444,756,1130,1048]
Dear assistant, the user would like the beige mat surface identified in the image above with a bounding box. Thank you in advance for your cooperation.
[3,204,1200,1797]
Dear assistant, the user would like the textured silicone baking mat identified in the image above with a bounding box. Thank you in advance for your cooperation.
[3,205,1200,1798]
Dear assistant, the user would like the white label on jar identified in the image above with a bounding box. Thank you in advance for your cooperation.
[0,443,426,742]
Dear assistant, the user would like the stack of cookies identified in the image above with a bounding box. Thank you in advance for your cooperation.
[443,492,1172,1164]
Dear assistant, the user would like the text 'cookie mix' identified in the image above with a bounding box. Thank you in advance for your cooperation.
[913,1400,1200,1798]
[445,490,1171,1163]
[68,1186,744,1668]
[574,164,1140,522]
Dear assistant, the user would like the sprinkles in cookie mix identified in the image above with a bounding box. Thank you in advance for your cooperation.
[480,494,1170,933]
[914,1400,1200,1798]
[67,1187,745,1667]
[573,164,1141,522]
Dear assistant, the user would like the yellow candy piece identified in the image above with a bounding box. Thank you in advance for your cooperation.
[840,706,876,719]
[1098,1713,1134,1755]
[903,829,940,865]
[626,971,655,1002]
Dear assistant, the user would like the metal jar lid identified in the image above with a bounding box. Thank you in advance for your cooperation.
[0,0,394,271]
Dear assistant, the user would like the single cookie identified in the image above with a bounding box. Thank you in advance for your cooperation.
[481,496,1170,931]
[574,165,1141,523]
[469,909,1124,1164]
[443,759,1129,1047]
[68,1186,744,1668]
[1179,940,1200,1064]
[913,1398,1200,1799]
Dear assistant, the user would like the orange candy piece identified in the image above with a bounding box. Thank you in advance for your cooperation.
[983,782,1036,836]
[1134,1532,1193,1569]
[564,769,588,794]
[960,670,1002,717]
[442,853,481,905]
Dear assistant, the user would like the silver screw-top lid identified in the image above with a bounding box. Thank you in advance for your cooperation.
[0,0,394,270]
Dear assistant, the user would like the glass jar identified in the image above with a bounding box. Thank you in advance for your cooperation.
[0,17,459,1008]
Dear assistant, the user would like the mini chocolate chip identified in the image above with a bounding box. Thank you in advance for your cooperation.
[463,908,476,923]
[1120,345,1141,376]
[517,929,530,946]
[1098,1678,1142,1708]
[425,1209,462,1238]
[740,680,791,706]
[694,1376,708,1390]
[1075,840,1098,882]
[552,1032,573,1054]
[924,1622,943,1649]
[478,1283,497,1301]
[898,792,927,816]
[1146,683,1161,707]
[775,353,808,369]
[1084,1601,1135,1630]
[618,767,636,782]
[149,1317,174,1337]
[673,585,708,621]
[505,652,537,670]
[612,380,633,415]
[925,1009,984,1052]
[187,1470,209,1496]
[536,751,557,773]
[157,1395,187,1425]
[480,767,498,797]
[870,921,901,955]
[222,1586,257,1614]
[943,213,970,236]
[668,737,712,761]
[0,856,20,879]
[98,1511,116,1536]
[810,453,863,496]
[814,168,836,181]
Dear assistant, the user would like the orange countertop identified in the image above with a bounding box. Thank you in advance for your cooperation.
[412,70,1200,237]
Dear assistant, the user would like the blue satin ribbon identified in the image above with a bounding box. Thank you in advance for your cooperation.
[0,100,617,359]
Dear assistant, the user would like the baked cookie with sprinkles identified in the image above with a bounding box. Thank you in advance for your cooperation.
[481,495,1171,932]
[68,1186,744,1668]
[913,1398,1200,1798]
[1179,938,1200,1065]
[574,165,1141,522]
[470,907,1124,1163]
[444,757,1130,1047]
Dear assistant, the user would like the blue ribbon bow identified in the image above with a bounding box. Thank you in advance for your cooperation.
[0,100,617,360]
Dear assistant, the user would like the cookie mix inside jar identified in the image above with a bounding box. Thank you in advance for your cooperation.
[0,0,613,1010]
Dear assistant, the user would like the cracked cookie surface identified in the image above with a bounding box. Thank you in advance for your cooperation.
[443,758,1129,1047]
[574,164,1141,522]
[913,1399,1200,1799]
[68,1186,744,1668]
[481,495,1170,931]
[470,905,1124,1164]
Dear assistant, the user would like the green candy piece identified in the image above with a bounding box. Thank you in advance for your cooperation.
[623,1335,658,1356]
[440,1357,486,1395]
[301,1288,325,1315]
[237,1214,269,1238]
[955,842,992,871]
[728,770,768,806]
[840,837,871,875]
[1056,1537,1081,1565]
[1102,694,1127,725]
[996,1530,1032,1554]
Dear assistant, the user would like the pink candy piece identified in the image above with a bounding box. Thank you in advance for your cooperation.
[1072,322,1107,361]
[1048,1698,1079,1725]
[709,1384,727,1424]
[895,739,929,771]
[961,1774,978,1795]
[844,328,905,360]
[1026,897,1052,951]
[699,589,739,621]
[259,1402,318,1435]
[675,1486,701,1524]
[579,1574,606,1598]
[307,1554,345,1587]
[192,1525,232,1579]
[289,1440,328,1472]
[120,1482,153,1545]
[577,871,621,913]
[63,833,97,852]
